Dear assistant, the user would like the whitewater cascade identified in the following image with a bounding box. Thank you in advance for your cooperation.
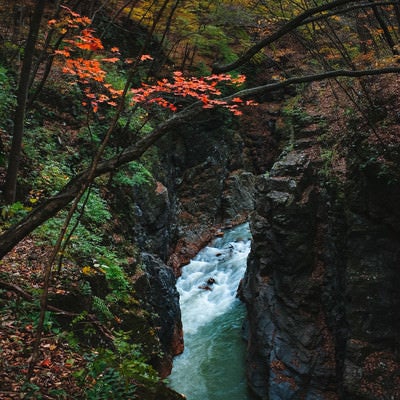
[168,223,254,400]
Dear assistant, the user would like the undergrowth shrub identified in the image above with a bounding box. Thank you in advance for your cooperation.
[33,188,113,262]
[0,65,16,130]
[0,201,31,229]
[112,161,152,187]
[76,331,159,399]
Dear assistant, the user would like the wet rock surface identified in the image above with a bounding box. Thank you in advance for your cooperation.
[240,126,400,399]
[155,111,268,273]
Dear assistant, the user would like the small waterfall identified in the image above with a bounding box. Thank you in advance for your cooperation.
[169,223,254,400]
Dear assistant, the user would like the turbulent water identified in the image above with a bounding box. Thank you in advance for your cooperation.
[168,223,255,400]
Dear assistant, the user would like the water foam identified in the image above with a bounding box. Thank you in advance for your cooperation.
[176,230,251,335]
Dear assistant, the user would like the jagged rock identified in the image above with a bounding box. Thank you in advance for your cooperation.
[222,170,256,220]
[153,111,265,272]
[138,253,183,378]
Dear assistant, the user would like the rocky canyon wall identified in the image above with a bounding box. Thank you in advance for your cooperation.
[239,124,400,399]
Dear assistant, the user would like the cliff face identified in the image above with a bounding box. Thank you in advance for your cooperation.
[239,125,400,399]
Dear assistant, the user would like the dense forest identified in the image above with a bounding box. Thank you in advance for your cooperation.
[1,0,400,399]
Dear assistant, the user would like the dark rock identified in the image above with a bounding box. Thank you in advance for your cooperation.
[241,130,400,399]
[139,253,183,378]
[109,108,273,392]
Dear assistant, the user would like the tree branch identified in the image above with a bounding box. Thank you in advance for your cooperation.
[303,1,399,25]
[212,0,390,73]
[222,67,400,101]
[0,105,196,260]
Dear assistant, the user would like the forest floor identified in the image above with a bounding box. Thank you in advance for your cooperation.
[0,238,86,399]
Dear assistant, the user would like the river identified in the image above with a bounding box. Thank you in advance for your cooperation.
[168,223,255,400]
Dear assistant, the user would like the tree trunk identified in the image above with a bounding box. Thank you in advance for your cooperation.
[3,0,46,204]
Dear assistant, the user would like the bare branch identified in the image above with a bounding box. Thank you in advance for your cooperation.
[303,1,399,25]
[222,67,400,101]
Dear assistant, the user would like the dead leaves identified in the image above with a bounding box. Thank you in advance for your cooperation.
[0,240,86,398]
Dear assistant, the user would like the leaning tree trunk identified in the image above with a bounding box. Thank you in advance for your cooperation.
[0,107,193,260]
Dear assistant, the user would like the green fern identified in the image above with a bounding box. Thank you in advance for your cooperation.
[92,296,114,321]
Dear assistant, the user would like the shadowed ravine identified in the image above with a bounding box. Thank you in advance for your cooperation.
[168,223,255,400]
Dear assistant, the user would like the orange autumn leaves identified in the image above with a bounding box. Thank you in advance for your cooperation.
[50,8,121,112]
[52,7,255,115]
[130,71,253,115]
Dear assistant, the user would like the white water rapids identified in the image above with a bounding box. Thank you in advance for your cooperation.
[168,223,255,400]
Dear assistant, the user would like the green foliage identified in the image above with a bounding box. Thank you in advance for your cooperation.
[319,148,336,179]
[33,310,61,334]
[78,122,108,149]
[112,161,153,187]
[48,388,69,399]
[79,256,130,321]
[92,295,114,321]
[85,367,136,400]
[115,108,153,137]
[24,126,59,159]
[1,297,35,327]
[79,281,92,296]
[21,382,42,399]
[0,294,60,335]
[23,126,72,194]
[101,259,129,294]
[0,201,31,227]
[105,69,127,92]
[80,190,112,230]
[0,65,16,130]
[78,331,159,399]
[35,161,71,193]
[194,25,236,63]
[282,104,313,130]
[34,188,112,260]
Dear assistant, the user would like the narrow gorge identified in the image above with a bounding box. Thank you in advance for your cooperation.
[2,2,400,399]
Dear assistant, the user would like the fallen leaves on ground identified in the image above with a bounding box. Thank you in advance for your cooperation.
[0,238,87,399]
